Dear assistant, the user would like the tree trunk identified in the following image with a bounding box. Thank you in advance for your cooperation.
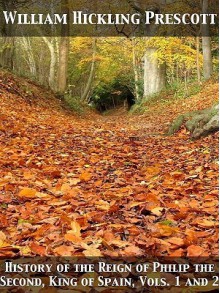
[81,38,97,103]
[202,37,213,80]
[42,37,58,91]
[144,47,166,97]
[201,0,213,80]
[0,37,15,70]
[57,0,69,97]
[132,38,140,100]
[20,37,37,77]
[168,105,219,139]
[196,36,201,84]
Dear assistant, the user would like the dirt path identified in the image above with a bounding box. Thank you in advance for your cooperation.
[0,85,218,259]
[100,107,162,137]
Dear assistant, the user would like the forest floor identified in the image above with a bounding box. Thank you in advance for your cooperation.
[0,71,218,261]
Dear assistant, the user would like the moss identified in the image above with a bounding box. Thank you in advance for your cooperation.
[167,115,185,135]
[168,105,219,139]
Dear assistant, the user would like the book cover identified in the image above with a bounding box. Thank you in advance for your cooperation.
[0,0,218,292]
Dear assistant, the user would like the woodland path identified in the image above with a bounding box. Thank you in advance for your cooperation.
[0,79,218,259]
[101,106,156,135]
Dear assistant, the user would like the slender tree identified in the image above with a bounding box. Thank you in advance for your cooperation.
[57,0,69,97]
[81,38,97,103]
[132,38,141,100]
[42,37,59,91]
[201,0,213,80]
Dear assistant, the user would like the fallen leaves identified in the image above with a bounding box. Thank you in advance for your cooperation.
[18,188,37,199]
[70,221,81,238]
[196,218,217,228]
[54,245,75,256]
[187,245,206,257]
[80,171,92,182]
[0,72,218,260]
[64,233,82,243]
[151,207,164,217]
[156,224,180,237]
[29,242,46,256]
[0,246,20,258]
[0,215,8,228]
[0,231,7,247]
[166,237,185,248]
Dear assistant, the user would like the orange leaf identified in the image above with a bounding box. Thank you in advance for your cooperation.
[18,188,37,198]
[123,245,143,257]
[54,245,75,256]
[0,215,8,228]
[0,231,7,247]
[128,201,145,209]
[187,245,205,257]
[80,172,92,182]
[29,242,46,256]
[166,237,185,248]
[103,231,116,242]
[157,224,179,237]
[70,221,81,237]
[94,180,102,187]
[83,247,103,257]
[196,219,217,228]
[143,165,161,179]
[64,233,82,243]
[169,248,184,257]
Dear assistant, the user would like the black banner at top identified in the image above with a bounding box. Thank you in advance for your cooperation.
[0,0,219,37]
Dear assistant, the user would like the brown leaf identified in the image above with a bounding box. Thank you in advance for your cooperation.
[83,247,103,257]
[0,247,20,258]
[0,215,8,228]
[169,248,184,257]
[157,224,179,237]
[166,237,185,248]
[29,242,46,256]
[54,245,75,256]
[187,245,205,257]
[123,245,143,257]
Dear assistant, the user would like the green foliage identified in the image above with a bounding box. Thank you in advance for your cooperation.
[169,81,201,99]
[18,219,31,224]
[159,220,175,226]
[64,94,85,114]
[130,90,168,114]
[68,37,138,103]
[91,79,129,112]
[131,80,203,115]
[145,37,203,72]
[20,84,34,96]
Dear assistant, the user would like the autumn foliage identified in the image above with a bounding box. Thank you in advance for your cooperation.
[0,71,218,260]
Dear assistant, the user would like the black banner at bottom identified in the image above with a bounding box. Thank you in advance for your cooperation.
[0,257,218,292]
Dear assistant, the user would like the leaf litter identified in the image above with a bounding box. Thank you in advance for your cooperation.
[0,72,218,260]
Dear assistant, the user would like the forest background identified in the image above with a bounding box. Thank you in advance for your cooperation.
[0,0,218,266]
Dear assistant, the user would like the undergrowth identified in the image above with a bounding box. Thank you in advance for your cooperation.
[64,95,86,115]
[130,79,213,114]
